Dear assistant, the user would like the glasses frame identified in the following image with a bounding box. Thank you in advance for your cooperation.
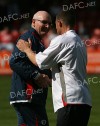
[33,19,52,26]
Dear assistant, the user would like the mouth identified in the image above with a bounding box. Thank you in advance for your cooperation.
[41,29,49,34]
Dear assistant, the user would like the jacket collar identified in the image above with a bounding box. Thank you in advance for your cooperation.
[30,27,41,41]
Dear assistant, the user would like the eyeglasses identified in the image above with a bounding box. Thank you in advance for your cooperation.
[33,19,52,26]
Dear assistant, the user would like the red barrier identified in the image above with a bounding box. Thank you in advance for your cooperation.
[0,50,12,75]
[87,49,100,73]
[0,49,100,75]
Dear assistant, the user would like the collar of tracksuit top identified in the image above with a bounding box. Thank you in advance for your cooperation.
[28,27,45,53]
[31,27,41,41]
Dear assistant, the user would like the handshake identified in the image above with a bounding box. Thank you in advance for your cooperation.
[34,73,52,88]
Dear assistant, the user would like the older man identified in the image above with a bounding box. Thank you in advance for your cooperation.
[10,11,52,126]
[17,11,92,126]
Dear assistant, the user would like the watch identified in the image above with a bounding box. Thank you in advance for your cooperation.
[32,71,41,80]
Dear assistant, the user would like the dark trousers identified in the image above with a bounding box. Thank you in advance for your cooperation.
[13,102,49,126]
[56,104,91,126]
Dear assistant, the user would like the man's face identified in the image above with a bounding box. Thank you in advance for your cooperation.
[32,15,52,37]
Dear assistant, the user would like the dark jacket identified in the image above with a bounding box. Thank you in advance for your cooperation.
[9,27,51,105]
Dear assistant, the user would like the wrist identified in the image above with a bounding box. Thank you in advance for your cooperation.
[24,48,31,54]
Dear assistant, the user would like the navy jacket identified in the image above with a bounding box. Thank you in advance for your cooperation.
[9,27,51,105]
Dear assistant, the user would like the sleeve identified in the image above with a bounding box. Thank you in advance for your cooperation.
[9,35,40,81]
[36,35,76,69]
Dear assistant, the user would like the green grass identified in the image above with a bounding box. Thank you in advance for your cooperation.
[0,75,100,126]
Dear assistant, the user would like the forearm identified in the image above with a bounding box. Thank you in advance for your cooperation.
[10,49,39,81]
[25,48,38,66]
[10,60,39,81]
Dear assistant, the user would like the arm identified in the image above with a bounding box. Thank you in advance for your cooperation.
[16,37,61,69]
[9,33,42,82]
[10,45,40,81]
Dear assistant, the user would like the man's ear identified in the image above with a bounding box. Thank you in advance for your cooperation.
[32,19,35,27]
[58,20,62,27]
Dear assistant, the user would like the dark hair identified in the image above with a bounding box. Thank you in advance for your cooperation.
[56,11,76,28]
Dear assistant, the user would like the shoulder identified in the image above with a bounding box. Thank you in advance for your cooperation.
[50,33,71,47]
[50,35,64,46]
[51,34,63,42]
[19,28,36,41]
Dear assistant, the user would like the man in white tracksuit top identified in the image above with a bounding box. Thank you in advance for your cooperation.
[17,11,92,126]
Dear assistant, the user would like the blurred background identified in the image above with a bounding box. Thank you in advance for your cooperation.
[0,0,100,126]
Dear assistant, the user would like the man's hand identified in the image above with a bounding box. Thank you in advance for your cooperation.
[34,74,52,88]
[17,38,31,53]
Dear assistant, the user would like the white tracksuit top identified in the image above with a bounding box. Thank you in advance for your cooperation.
[36,30,92,112]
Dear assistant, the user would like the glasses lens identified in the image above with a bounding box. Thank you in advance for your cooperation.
[42,21,51,25]
[39,20,52,25]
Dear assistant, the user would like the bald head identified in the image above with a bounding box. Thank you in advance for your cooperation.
[32,11,52,37]
[33,11,51,22]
